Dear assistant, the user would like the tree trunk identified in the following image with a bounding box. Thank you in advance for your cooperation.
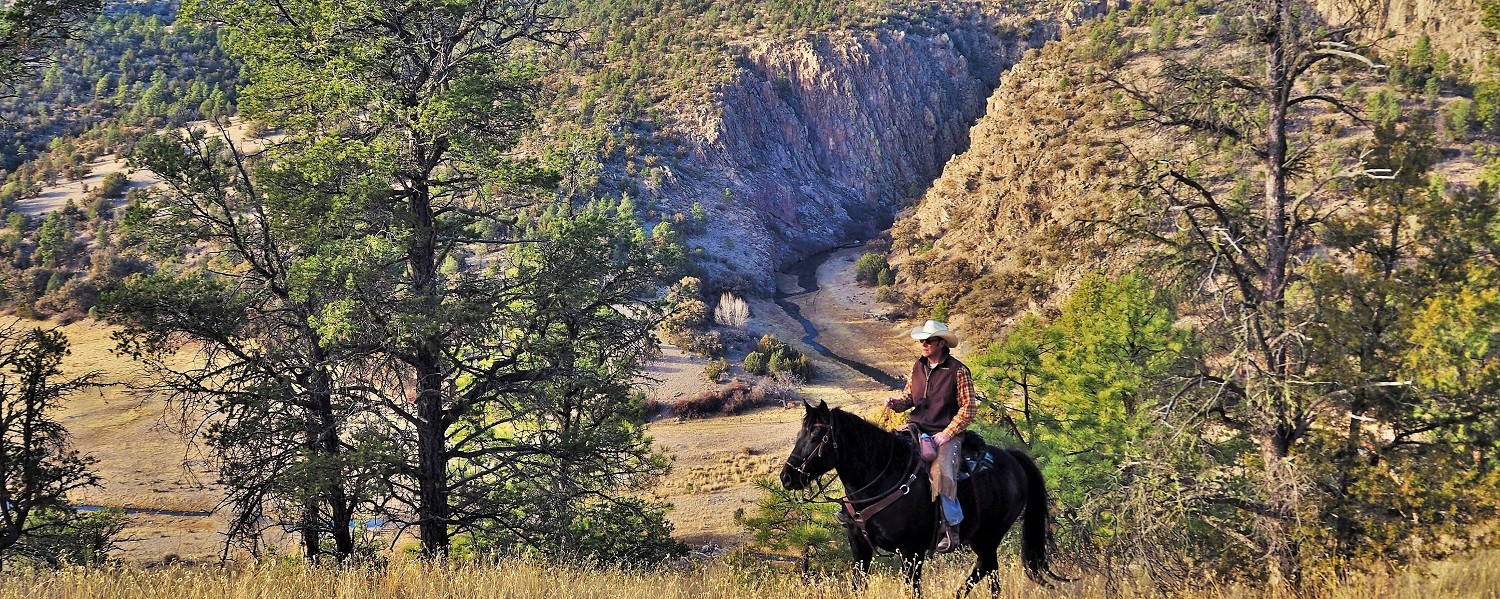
[312,366,355,560]
[1257,0,1300,588]
[1258,430,1299,589]
[415,369,449,559]
[409,175,450,559]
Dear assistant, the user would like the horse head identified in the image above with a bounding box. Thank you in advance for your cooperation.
[780,398,838,490]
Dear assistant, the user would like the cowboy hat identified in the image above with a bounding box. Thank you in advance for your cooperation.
[909,320,960,348]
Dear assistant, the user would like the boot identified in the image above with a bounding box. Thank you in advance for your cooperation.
[935,520,959,554]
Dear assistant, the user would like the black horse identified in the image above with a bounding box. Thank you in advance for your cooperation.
[780,399,1063,597]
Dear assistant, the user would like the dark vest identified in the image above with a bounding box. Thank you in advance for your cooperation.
[907,354,968,434]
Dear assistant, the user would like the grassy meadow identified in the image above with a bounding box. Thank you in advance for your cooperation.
[3,551,1499,599]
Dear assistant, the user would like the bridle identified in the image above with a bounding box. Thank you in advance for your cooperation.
[785,415,925,545]
[784,422,837,497]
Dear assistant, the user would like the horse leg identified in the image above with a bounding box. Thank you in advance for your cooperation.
[898,548,926,597]
[957,522,1010,599]
[848,530,873,592]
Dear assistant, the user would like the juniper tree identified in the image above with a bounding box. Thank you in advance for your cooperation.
[0,325,101,567]
[1106,0,1399,586]
[102,130,385,562]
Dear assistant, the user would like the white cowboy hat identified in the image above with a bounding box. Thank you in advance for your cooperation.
[909,320,960,349]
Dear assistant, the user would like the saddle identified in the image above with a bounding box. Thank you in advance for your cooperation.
[900,425,999,479]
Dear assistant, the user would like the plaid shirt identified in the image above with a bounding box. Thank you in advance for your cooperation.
[899,354,979,440]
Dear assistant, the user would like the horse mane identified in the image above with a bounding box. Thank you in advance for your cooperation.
[829,407,910,455]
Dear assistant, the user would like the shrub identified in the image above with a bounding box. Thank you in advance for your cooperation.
[97,172,128,199]
[685,330,724,357]
[243,120,269,138]
[704,358,729,383]
[639,395,666,422]
[757,335,814,382]
[853,252,888,286]
[663,277,720,356]
[929,300,949,322]
[34,278,98,322]
[771,353,813,382]
[672,389,724,419]
[1477,82,1500,131]
[713,292,749,327]
[755,334,788,356]
[1444,98,1476,135]
[743,351,767,375]
[876,268,893,287]
[875,286,903,304]
[734,479,850,574]
[558,498,686,566]
[14,508,127,567]
[672,379,777,419]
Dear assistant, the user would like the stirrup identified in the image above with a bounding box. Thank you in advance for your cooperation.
[935,523,959,554]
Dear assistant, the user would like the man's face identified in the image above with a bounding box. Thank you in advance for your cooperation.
[920,337,945,361]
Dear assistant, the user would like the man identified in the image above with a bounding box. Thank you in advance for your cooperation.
[885,319,976,553]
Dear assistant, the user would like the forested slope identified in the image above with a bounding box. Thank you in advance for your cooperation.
[875,0,1500,586]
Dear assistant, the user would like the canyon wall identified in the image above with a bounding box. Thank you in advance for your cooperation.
[642,1,1122,292]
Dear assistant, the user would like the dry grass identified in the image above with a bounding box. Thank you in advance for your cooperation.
[3,551,1499,599]
[670,450,781,494]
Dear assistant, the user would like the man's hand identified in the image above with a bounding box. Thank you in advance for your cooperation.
[885,396,911,411]
[933,432,952,447]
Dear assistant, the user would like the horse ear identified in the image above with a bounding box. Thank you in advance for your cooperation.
[802,398,829,414]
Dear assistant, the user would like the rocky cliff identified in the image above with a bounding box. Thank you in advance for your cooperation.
[1317,0,1489,70]
[635,1,1122,292]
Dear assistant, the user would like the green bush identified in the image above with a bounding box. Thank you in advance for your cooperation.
[14,508,127,567]
[755,334,788,356]
[734,479,850,574]
[853,252,888,286]
[743,351,767,375]
[762,340,814,382]
[97,172,128,199]
[1444,98,1476,134]
[876,268,893,287]
[929,300,949,322]
[1475,82,1500,131]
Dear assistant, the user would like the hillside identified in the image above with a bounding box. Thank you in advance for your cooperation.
[6,0,1498,582]
[889,0,1498,338]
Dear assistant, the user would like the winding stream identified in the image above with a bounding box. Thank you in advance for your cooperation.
[772,246,904,389]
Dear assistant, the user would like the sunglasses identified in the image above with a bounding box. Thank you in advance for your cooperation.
[919,338,940,345]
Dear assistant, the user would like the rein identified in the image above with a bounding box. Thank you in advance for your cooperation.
[839,457,923,547]
[791,414,926,546]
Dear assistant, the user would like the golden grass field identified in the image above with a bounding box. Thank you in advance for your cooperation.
[2,550,1498,599]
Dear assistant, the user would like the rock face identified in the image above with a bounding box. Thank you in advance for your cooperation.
[1316,0,1488,69]
[648,2,1120,293]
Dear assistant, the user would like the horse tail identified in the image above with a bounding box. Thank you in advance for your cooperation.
[1008,448,1067,585]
